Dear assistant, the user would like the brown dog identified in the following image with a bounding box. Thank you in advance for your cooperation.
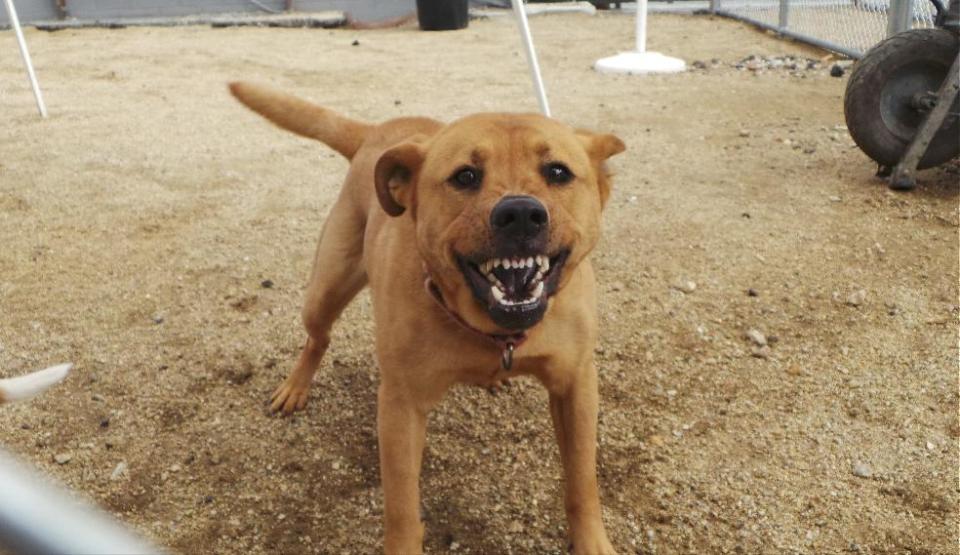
[230,82,624,554]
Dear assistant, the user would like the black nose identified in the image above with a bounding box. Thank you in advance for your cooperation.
[490,195,549,238]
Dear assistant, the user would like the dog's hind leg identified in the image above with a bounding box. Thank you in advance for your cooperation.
[270,198,367,415]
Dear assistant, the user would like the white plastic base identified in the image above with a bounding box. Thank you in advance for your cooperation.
[594,51,686,74]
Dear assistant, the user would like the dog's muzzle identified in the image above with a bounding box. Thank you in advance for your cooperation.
[457,195,569,331]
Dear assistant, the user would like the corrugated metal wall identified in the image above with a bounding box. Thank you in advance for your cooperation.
[0,0,416,26]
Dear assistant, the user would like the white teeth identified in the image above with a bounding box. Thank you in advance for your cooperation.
[491,286,504,302]
[532,281,544,298]
[526,257,534,268]
[541,256,550,272]
[533,270,544,281]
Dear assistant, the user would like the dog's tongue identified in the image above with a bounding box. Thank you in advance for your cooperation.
[492,266,538,298]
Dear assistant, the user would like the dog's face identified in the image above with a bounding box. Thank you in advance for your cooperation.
[376,114,624,333]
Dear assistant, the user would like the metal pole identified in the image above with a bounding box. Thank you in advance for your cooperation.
[888,52,960,189]
[778,0,789,30]
[2,0,47,117]
[886,0,912,36]
[636,0,648,52]
[510,0,551,117]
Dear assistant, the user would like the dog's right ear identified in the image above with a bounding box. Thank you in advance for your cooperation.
[374,137,427,217]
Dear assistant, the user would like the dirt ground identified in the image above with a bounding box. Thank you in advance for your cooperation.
[1,10,957,555]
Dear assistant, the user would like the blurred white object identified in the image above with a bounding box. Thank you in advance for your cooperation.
[0,449,163,554]
[594,0,685,74]
[0,363,71,404]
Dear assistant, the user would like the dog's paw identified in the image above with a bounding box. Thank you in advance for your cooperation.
[486,377,512,396]
[269,378,311,415]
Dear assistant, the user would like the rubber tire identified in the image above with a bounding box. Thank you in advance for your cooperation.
[844,28,959,169]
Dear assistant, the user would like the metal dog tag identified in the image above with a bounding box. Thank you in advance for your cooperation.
[501,343,514,371]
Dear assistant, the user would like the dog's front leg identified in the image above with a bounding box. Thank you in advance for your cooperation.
[377,383,428,554]
[549,364,616,555]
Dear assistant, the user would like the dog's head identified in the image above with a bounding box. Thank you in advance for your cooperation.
[376,113,624,334]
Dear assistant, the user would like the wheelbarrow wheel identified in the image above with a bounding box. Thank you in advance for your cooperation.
[844,28,959,169]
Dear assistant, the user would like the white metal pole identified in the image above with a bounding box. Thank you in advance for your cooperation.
[511,0,550,117]
[636,0,647,53]
[594,0,685,74]
[3,0,47,118]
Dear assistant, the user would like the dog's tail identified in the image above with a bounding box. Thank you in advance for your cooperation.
[0,363,71,405]
[229,82,372,161]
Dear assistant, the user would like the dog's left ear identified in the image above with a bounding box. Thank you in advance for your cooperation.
[375,137,428,217]
[577,131,626,162]
[576,131,626,207]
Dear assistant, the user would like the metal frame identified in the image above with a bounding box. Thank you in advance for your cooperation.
[888,51,960,189]
[710,0,921,58]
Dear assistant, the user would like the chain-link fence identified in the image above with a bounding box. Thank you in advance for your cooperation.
[711,0,939,58]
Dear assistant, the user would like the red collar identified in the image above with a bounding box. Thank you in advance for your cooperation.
[424,276,527,370]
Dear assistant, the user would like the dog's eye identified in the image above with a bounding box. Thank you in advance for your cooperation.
[450,166,483,190]
[542,162,574,185]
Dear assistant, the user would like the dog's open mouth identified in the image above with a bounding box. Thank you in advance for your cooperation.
[457,250,570,331]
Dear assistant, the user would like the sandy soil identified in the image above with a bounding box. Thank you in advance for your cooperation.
[1,10,957,555]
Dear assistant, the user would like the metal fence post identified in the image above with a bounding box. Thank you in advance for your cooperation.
[886,0,913,36]
[778,0,790,30]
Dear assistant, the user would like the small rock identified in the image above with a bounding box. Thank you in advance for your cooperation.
[20,422,31,430]
[508,520,524,534]
[852,462,872,478]
[750,346,771,359]
[647,434,665,447]
[829,195,842,202]
[745,329,767,346]
[99,417,110,428]
[692,60,707,69]
[672,280,697,294]
[925,441,935,451]
[785,365,803,376]
[738,129,751,138]
[260,279,274,289]
[110,461,128,480]
[54,453,73,465]
[351,39,360,46]
[151,314,164,325]
[830,64,845,77]
[846,289,867,307]
[332,460,341,470]
[91,393,105,403]
[610,281,625,292]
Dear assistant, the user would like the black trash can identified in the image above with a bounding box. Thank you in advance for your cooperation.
[416,0,469,30]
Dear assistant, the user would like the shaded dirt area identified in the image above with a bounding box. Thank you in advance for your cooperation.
[1,11,958,555]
